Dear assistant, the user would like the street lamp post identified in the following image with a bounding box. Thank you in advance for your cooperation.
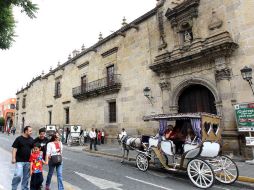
[240,66,254,164]
[241,66,254,94]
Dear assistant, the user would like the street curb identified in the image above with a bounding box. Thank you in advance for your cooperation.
[83,148,254,186]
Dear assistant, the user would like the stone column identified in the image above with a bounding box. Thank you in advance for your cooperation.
[215,56,239,155]
[159,74,171,114]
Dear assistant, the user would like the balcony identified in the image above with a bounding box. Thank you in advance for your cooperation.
[72,74,121,100]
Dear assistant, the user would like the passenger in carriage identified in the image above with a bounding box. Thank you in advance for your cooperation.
[165,121,186,154]
[185,127,196,144]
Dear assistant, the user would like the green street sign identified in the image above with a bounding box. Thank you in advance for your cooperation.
[234,102,254,132]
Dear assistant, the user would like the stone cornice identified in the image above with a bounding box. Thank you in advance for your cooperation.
[101,47,118,58]
[150,31,238,73]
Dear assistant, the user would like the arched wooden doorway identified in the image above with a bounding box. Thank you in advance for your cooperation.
[178,84,217,114]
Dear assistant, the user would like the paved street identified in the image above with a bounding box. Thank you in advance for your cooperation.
[0,133,253,190]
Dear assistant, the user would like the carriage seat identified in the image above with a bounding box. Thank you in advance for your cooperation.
[161,140,175,156]
[183,143,199,153]
[148,137,159,148]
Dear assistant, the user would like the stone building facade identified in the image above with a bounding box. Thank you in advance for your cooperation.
[16,0,254,157]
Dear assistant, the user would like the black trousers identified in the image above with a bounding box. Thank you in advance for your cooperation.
[90,138,97,150]
[30,172,43,190]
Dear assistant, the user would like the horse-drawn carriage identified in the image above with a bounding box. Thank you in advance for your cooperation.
[62,125,84,146]
[133,113,239,189]
[45,125,57,139]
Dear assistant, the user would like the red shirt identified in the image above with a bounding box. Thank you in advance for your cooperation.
[29,152,43,173]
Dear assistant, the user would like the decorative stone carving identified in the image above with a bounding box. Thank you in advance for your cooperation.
[157,11,167,50]
[151,31,238,74]
[215,67,232,81]
[159,80,170,90]
[171,0,186,5]
[156,0,165,7]
[208,10,223,31]
[165,0,199,48]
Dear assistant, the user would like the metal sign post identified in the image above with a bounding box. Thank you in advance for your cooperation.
[234,103,254,164]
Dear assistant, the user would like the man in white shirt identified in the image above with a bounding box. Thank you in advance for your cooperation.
[89,128,97,151]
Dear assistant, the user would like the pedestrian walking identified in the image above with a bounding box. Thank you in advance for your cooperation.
[89,128,97,151]
[11,126,33,190]
[29,143,46,190]
[97,130,102,145]
[101,129,105,144]
[83,129,88,143]
[12,126,16,135]
[33,128,49,160]
[45,132,64,190]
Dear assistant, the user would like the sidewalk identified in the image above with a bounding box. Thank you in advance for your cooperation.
[83,143,254,187]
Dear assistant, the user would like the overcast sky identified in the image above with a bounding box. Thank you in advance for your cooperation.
[0,0,156,102]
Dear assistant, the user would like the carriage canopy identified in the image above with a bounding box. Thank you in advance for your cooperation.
[143,112,222,143]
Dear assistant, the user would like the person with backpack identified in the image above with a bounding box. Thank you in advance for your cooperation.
[45,132,64,190]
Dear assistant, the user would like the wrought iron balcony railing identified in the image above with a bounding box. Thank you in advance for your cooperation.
[72,74,121,100]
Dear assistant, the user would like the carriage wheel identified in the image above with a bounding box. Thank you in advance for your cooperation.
[187,158,214,189]
[67,136,72,146]
[212,155,239,184]
[79,136,85,146]
[136,153,149,172]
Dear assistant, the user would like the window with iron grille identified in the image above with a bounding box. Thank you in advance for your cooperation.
[22,97,26,109]
[81,75,87,92]
[55,81,61,98]
[107,65,114,86]
[65,107,69,124]
[109,101,116,123]
[48,111,52,124]
[16,101,19,110]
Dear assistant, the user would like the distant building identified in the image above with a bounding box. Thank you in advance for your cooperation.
[16,0,254,158]
[0,98,16,132]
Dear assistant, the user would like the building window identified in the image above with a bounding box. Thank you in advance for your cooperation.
[81,75,87,92]
[10,104,15,109]
[109,101,116,123]
[48,111,52,124]
[54,81,61,98]
[22,97,26,109]
[65,107,69,124]
[107,65,114,86]
[16,101,19,110]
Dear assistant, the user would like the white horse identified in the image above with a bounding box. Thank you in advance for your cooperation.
[119,134,141,163]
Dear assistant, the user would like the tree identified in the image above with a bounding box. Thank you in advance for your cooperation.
[0,0,38,49]
[0,117,5,126]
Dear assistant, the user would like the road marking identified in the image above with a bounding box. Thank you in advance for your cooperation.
[126,176,174,190]
[75,171,123,190]
[213,186,230,190]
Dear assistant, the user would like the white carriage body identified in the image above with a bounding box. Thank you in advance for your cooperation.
[70,125,81,138]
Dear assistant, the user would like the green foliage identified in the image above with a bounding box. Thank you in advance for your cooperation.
[0,117,5,126]
[0,0,38,49]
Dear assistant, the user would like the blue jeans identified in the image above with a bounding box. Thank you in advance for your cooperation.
[11,162,30,190]
[46,161,64,190]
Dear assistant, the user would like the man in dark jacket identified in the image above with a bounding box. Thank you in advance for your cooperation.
[33,127,49,160]
[11,126,34,190]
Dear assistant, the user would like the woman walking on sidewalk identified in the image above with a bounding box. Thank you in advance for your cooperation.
[45,132,64,190]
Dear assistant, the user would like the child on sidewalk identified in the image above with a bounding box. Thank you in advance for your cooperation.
[29,142,46,190]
